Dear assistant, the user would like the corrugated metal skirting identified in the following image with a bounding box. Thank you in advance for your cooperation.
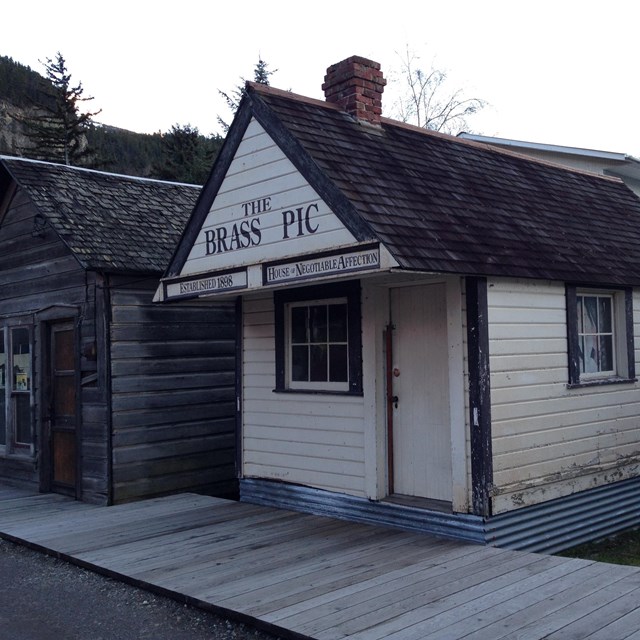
[486,476,640,553]
[240,479,485,544]
[241,477,640,553]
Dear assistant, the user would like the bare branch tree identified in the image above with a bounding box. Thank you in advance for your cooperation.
[391,47,486,134]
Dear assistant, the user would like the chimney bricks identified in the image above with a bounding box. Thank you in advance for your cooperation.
[322,55,386,125]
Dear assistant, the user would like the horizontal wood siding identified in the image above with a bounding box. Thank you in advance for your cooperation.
[182,118,356,275]
[488,278,640,514]
[0,190,108,502]
[242,294,366,496]
[109,276,237,503]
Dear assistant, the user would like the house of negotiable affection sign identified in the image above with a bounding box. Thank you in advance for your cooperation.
[263,245,380,285]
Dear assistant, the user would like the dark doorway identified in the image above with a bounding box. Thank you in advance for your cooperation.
[44,322,78,497]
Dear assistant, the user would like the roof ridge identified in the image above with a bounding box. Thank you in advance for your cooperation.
[249,84,624,186]
[246,82,344,113]
[447,136,625,184]
[0,155,202,189]
[374,119,624,184]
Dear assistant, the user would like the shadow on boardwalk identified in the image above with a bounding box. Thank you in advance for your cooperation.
[1,485,639,640]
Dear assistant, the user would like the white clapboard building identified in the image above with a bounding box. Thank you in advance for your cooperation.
[156,56,640,551]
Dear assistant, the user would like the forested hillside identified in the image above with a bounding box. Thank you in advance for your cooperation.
[0,55,223,183]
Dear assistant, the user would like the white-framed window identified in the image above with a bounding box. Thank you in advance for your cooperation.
[287,298,349,392]
[576,293,615,377]
[274,281,362,394]
[567,285,635,387]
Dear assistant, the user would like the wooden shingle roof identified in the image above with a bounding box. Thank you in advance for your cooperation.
[0,157,200,273]
[238,83,640,286]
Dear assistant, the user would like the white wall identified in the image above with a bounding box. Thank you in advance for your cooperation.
[242,293,366,495]
[488,278,640,514]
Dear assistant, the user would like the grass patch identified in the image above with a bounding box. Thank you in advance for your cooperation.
[560,528,640,566]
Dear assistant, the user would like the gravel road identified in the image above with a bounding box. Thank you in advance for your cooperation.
[0,538,285,640]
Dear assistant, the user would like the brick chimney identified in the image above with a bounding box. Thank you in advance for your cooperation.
[322,55,386,125]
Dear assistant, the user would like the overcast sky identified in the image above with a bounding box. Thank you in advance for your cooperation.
[3,0,639,156]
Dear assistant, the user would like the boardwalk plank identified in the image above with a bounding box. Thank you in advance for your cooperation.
[263,543,495,627]
[2,487,640,640]
[457,561,627,640]
[212,533,455,602]
[280,548,523,636]
[77,502,294,569]
[307,551,554,639]
[526,571,640,640]
[216,537,458,615]
[135,516,351,587]
[349,554,572,640]
[583,599,640,640]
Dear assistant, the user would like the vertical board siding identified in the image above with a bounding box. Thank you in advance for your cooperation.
[242,294,366,496]
[109,276,237,503]
[488,278,640,514]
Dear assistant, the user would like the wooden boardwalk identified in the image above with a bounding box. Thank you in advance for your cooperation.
[1,489,640,639]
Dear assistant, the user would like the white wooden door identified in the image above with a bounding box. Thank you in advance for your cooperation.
[390,284,452,501]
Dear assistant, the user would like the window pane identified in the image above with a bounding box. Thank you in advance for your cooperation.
[329,304,348,342]
[599,335,614,371]
[309,344,328,381]
[12,328,31,391]
[291,346,308,381]
[583,297,598,333]
[14,394,30,444]
[599,297,612,333]
[583,335,598,373]
[576,297,583,334]
[291,307,307,344]
[329,344,348,382]
[309,305,327,343]
[579,335,585,373]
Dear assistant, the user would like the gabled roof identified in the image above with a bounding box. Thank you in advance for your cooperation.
[168,83,640,287]
[0,156,200,273]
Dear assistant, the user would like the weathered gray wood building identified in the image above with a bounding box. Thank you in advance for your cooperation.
[0,157,236,504]
[156,56,640,551]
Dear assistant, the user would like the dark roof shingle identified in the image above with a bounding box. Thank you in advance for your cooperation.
[1,157,200,273]
[249,85,640,286]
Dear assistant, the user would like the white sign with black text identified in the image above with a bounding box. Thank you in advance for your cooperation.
[264,247,380,285]
[166,269,247,299]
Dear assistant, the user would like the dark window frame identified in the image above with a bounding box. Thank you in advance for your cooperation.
[566,284,636,388]
[0,320,34,455]
[274,280,363,395]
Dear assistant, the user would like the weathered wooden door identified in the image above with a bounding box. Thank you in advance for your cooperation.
[389,284,452,502]
[46,322,78,496]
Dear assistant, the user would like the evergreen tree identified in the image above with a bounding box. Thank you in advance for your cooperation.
[153,124,223,184]
[217,57,276,133]
[19,52,101,165]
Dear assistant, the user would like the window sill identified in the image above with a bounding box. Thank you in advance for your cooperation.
[273,388,364,397]
[567,377,637,389]
[0,450,35,461]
